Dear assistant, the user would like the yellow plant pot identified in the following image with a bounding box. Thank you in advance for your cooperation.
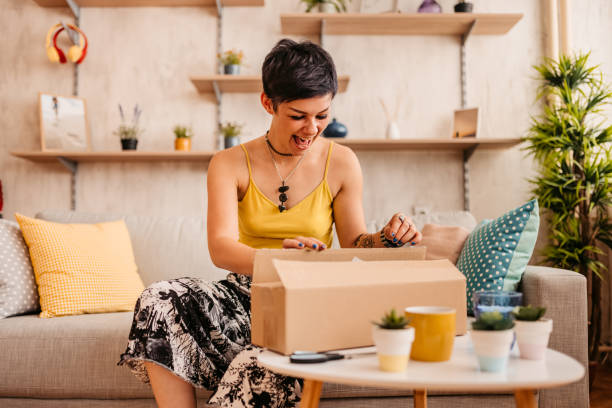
[175,138,191,152]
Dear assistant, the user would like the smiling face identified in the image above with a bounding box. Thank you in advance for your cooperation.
[262,92,333,155]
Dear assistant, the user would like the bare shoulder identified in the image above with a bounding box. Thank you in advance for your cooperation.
[328,142,361,196]
[209,144,247,180]
[330,141,360,172]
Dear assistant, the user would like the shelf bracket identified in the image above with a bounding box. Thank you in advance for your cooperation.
[212,81,222,105]
[462,144,478,211]
[320,19,326,48]
[215,0,222,19]
[64,0,80,21]
[57,156,78,211]
[461,19,477,46]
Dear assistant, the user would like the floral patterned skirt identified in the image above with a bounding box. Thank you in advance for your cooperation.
[117,273,300,407]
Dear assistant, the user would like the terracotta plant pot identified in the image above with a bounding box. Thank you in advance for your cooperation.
[514,319,553,360]
[470,329,514,372]
[175,138,191,152]
[372,325,415,372]
[121,139,138,151]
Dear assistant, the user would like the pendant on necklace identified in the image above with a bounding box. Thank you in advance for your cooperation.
[278,183,289,212]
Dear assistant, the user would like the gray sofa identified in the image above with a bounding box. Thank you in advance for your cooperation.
[0,210,589,407]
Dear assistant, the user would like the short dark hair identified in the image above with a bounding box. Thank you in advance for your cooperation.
[262,39,338,110]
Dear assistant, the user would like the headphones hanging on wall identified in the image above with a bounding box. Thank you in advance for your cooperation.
[45,23,88,64]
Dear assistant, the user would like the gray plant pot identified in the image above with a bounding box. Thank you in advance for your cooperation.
[224,64,240,75]
[224,136,240,149]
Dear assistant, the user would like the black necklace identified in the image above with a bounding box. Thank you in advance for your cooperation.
[264,136,308,212]
[265,131,293,157]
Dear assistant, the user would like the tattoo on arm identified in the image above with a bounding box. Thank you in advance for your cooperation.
[352,233,374,248]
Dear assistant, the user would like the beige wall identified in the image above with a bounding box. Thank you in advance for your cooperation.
[0,0,609,227]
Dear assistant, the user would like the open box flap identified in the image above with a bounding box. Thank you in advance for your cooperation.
[272,258,465,289]
[253,247,426,283]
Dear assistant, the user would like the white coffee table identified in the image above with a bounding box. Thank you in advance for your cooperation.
[258,335,585,408]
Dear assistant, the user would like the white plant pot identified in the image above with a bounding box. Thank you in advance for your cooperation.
[372,325,415,372]
[469,329,514,372]
[514,319,553,360]
[318,2,336,13]
[386,121,400,140]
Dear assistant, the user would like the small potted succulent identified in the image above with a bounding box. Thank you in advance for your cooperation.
[454,0,473,13]
[173,125,193,152]
[512,306,552,360]
[219,121,243,149]
[372,308,414,372]
[300,0,350,13]
[470,311,515,372]
[218,49,244,75]
[114,104,142,151]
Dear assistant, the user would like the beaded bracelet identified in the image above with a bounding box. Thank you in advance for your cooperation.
[380,230,402,248]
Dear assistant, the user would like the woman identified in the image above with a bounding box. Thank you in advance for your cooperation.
[118,39,422,408]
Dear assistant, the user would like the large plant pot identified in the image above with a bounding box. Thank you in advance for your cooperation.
[372,325,415,372]
[470,329,514,372]
[224,64,240,75]
[175,138,191,152]
[121,139,138,151]
[514,319,553,360]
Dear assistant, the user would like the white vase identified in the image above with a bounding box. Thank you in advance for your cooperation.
[469,329,514,372]
[372,325,415,372]
[514,319,553,360]
[318,2,336,13]
[386,122,400,140]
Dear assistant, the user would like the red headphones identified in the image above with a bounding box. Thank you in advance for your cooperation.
[45,23,88,64]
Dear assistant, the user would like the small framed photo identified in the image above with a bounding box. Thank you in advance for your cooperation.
[451,107,480,139]
[39,92,91,151]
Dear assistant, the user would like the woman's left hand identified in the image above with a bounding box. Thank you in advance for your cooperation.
[381,213,422,247]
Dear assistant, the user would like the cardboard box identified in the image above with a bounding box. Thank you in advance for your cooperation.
[251,248,467,355]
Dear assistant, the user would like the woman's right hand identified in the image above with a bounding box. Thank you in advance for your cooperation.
[282,236,327,251]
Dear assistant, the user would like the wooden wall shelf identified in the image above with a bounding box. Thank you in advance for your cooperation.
[10,139,521,164]
[10,151,216,163]
[33,0,264,7]
[334,138,522,151]
[190,75,350,94]
[280,13,523,36]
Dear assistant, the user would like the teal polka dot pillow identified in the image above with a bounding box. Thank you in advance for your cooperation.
[456,200,540,314]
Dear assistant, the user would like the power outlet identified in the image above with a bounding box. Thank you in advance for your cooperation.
[413,206,430,215]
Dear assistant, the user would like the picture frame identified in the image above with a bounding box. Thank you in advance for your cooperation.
[39,92,91,151]
[451,107,480,139]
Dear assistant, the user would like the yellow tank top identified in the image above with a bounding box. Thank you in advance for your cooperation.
[238,142,335,249]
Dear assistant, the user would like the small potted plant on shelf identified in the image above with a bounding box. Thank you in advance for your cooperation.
[512,306,552,360]
[454,0,473,13]
[218,49,244,75]
[219,121,243,149]
[372,308,414,372]
[173,125,193,152]
[301,0,349,13]
[114,104,142,151]
[470,311,515,372]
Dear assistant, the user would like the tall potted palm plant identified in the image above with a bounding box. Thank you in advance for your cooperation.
[523,53,612,383]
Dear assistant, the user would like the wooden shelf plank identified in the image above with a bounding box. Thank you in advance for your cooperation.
[33,0,264,7]
[190,75,350,94]
[10,139,521,164]
[280,13,523,36]
[333,138,522,151]
[10,151,216,162]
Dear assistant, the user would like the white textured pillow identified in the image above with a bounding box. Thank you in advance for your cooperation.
[0,219,40,318]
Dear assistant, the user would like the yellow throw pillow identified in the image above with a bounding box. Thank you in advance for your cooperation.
[15,213,145,318]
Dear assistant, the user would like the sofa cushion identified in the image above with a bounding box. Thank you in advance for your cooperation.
[37,211,228,286]
[456,200,540,313]
[0,219,40,318]
[15,214,145,318]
